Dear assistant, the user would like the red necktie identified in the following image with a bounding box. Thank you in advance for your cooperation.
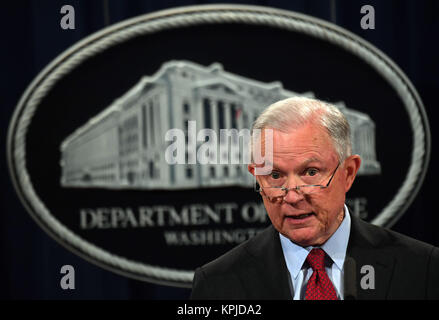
[304,248,338,300]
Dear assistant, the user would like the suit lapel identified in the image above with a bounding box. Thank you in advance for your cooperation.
[347,216,395,299]
[241,225,293,299]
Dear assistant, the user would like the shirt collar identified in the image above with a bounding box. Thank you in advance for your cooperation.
[279,204,351,280]
[321,205,351,270]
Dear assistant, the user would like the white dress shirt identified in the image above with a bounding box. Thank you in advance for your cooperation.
[279,204,351,300]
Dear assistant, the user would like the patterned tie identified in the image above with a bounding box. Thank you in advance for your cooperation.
[304,248,338,300]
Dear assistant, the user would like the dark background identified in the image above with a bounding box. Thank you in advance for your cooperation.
[1,0,438,299]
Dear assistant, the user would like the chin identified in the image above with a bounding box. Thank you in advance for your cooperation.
[284,228,320,247]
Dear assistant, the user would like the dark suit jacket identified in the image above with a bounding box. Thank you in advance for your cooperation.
[191,216,439,299]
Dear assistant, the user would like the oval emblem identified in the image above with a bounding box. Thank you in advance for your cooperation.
[7,5,430,287]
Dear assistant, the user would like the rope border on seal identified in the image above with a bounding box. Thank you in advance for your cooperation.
[7,4,430,286]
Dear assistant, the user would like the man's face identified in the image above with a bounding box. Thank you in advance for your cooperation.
[249,123,360,247]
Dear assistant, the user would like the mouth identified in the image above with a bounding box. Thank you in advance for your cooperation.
[285,212,315,220]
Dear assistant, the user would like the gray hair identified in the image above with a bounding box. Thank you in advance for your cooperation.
[251,96,352,161]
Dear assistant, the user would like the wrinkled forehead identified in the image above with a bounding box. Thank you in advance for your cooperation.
[253,125,339,166]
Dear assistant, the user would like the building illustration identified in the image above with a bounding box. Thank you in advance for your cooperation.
[60,60,381,190]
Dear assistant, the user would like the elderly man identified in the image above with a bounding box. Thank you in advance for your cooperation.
[191,97,439,300]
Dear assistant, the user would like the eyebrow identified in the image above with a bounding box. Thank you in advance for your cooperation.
[261,157,323,173]
[301,157,323,166]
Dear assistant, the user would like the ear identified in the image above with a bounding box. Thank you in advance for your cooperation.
[248,164,256,176]
[343,155,361,192]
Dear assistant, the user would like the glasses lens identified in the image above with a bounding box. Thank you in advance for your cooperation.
[255,181,284,197]
[298,185,324,195]
[263,187,285,198]
[257,185,325,197]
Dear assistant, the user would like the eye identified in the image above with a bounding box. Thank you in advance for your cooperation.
[305,168,319,176]
[270,171,281,179]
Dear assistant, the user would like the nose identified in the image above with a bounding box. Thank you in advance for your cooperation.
[282,176,305,204]
[282,187,305,204]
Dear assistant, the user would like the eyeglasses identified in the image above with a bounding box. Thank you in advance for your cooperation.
[255,162,340,200]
